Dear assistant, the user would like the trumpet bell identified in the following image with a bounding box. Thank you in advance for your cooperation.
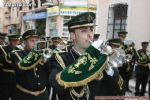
[126,54,132,62]
[98,42,113,55]
[108,48,126,68]
[43,48,53,62]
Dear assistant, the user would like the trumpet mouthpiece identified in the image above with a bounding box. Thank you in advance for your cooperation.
[89,40,93,43]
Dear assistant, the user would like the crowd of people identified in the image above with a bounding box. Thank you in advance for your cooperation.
[0,12,149,100]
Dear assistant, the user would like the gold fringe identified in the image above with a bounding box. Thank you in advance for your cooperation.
[56,60,107,88]
[17,57,43,71]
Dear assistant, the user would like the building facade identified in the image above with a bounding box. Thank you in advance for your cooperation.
[0,7,4,32]
[3,0,25,34]
[96,0,150,50]
[46,0,97,39]
[2,0,97,39]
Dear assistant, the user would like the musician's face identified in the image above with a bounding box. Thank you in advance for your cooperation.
[9,39,20,47]
[70,26,94,51]
[119,35,126,42]
[24,36,38,50]
[142,44,148,50]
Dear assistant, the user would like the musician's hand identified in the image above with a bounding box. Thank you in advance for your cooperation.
[106,65,114,77]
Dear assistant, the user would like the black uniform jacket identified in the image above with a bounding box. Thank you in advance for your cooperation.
[135,49,150,75]
[0,45,19,84]
[9,50,49,91]
[47,48,126,100]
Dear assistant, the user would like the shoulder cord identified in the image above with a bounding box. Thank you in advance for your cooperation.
[69,49,90,100]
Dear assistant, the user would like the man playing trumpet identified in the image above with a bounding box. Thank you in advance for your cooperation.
[47,12,126,100]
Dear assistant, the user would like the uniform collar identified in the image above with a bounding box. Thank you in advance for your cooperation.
[71,47,82,55]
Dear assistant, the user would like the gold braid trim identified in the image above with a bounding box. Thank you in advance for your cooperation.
[136,50,141,59]
[17,57,43,71]
[0,46,12,64]
[70,23,94,29]
[65,46,68,52]
[56,60,107,88]
[2,69,15,73]
[55,53,66,69]
[110,43,121,46]
[119,34,126,37]
[25,35,38,39]
[119,45,124,49]
[13,51,22,61]
[16,84,46,96]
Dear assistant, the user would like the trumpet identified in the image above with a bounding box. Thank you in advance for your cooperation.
[108,48,126,68]
[90,40,126,68]
[43,48,53,62]
[34,40,53,62]
[125,54,133,62]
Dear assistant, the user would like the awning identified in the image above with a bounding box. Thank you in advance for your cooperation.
[23,12,47,21]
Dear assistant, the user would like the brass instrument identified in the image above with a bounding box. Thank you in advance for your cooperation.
[33,37,67,62]
[91,40,126,68]
[34,40,53,62]
[108,48,126,68]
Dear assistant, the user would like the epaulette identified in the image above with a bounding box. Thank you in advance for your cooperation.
[53,51,68,69]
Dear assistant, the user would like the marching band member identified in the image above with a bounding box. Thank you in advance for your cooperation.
[46,12,126,100]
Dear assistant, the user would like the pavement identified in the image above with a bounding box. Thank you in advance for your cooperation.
[125,78,149,100]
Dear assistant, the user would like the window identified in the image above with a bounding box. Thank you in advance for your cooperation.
[41,0,47,6]
[29,0,32,9]
[34,0,38,8]
[107,4,128,39]
[49,17,57,37]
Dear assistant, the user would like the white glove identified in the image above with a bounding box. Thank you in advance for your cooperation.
[92,39,104,50]
[106,65,114,77]
[92,39,112,55]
